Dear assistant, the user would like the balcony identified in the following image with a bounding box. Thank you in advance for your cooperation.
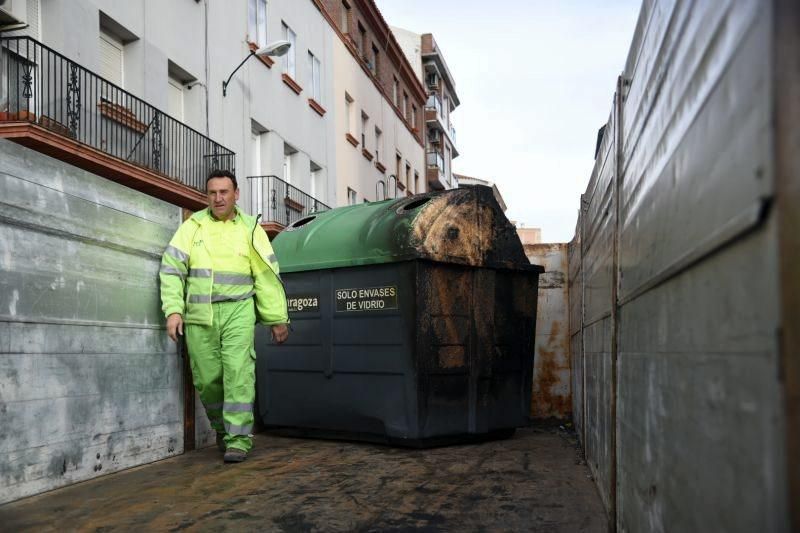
[426,151,444,170]
[247,175,330,236]
[425,94,443,120]
[424,93,458,155]
[0,36,235,210]
[426,151,449,191]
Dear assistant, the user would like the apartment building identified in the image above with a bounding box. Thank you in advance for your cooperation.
[1,0,334,232]
[392,27,460,190]
[318,0,427,203]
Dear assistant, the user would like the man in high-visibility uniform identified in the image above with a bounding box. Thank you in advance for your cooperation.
[159,170,288,463]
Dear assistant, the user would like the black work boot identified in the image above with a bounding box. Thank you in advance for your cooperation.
[224,448,247,463]
[216,433,225,453]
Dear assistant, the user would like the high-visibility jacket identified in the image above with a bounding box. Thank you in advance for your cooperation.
[159,207,288,326]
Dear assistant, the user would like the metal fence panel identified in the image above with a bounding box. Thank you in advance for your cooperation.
[614,2,788,530]
[619,0,771,303]
[583,317,613,512]
[0,139,183,504]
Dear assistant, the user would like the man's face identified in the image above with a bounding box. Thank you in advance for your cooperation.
[207,177,239,220]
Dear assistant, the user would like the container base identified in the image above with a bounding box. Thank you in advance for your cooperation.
[260,426,517,449]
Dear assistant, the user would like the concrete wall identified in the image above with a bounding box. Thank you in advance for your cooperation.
[0,139,183,504]
[525,243,571,420]
[569,1,792,530]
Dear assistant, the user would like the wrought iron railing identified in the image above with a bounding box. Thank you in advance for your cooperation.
[247,175,330,227]
[0,36,235,191]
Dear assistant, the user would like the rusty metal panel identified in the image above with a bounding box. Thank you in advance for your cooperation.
[619,0,773,303]
[525,243,571,420]
[0,139,183,504]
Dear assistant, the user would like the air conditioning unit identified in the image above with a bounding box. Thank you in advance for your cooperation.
[428,129,441,143]
[0,0,28,26]
[426,72,438,89]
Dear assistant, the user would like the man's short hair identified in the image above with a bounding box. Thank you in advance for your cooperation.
[206,169,238,190]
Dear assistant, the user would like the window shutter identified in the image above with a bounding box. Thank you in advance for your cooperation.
[99,32,123,87]
[167,78,184,121]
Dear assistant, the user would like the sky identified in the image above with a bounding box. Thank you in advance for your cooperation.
[378,0,642,242]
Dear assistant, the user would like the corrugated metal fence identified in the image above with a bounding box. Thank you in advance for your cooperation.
[569,1,796,530]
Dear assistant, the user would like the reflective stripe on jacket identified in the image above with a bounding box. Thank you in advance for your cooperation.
[159,207,288,326]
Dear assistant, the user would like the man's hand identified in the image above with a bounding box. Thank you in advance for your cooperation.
[166,313,184,342]
[271,324,289,344]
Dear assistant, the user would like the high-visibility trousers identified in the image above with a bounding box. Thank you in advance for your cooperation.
[185,298,256,452]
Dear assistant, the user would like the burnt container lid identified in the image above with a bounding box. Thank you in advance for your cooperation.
[272,185,543,274]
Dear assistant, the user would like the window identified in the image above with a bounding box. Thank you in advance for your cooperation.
[414,171,420,194]
[402,92,408,120]
[282,22,296,78]
[392,77,399,106]
[411,104,417,129]
[310,161,322,200]
[361,111,368,147]
[347,187,357,205]
[345,93,354,134]
[395,153,402,182]
[283,154,291,184]
[375,127,382,163]
[405,162,411,189]
[341,1,350,33]
[251,130,263,212]
[284,144,296,184]
[308,51,321,102]
[167,76,184,121]
[358,22,367,58]
[371,44,379,75]
[248,0,268,48]
[99,31,124,88]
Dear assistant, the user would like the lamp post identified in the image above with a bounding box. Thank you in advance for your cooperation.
[222,40,291,97]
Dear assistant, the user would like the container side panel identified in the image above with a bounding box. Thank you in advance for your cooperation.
[0,140,182,504]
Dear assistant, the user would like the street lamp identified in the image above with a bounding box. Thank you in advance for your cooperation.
[222,40,291,97]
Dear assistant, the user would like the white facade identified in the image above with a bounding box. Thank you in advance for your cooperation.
[9,0,336,212]
[390,26,423,82]
[331,34,425,204]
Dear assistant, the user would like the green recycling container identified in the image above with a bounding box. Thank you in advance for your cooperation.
[254,185,543,447]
